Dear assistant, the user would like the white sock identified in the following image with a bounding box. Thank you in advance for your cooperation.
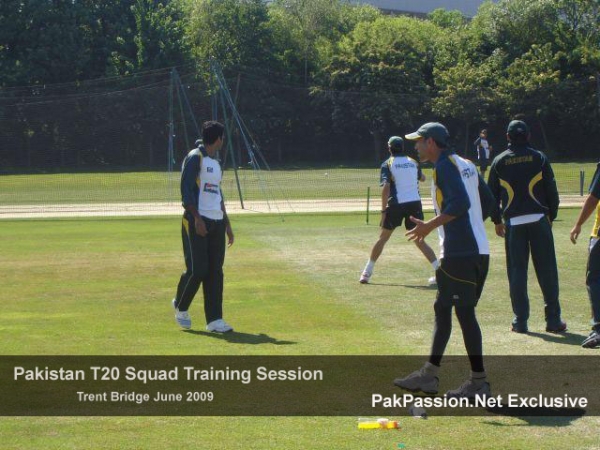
[364,260,375,274]
[431,259,440,271]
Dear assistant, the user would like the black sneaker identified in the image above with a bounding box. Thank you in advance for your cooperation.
[546,321,567,333]
[510,324,528,334]
[582,330,600,348]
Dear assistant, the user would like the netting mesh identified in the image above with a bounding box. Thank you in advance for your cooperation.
[0,66,590,218]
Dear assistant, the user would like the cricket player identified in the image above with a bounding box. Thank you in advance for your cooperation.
[172,121,235,333]
[394,122,495,400]
[570,163,600,348]
[360,136,439,286]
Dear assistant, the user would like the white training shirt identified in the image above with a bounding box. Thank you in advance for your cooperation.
[431,154,490,258]
[478,138,490,160]
[386,156,421,204]
[197,155,224,220]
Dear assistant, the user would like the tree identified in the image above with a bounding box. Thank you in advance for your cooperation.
[317,16,440,162]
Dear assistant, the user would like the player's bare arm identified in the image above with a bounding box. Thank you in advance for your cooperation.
[221,198,234,247]
[571,194,600,244]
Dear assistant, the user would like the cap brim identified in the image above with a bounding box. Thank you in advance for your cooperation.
[404,131,422,141]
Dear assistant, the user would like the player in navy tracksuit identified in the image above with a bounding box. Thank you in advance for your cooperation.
[172,121,235,333]
[487,120,565,334]
[394,122,495,400]
[360,136,438,285]
[570,163,600,348]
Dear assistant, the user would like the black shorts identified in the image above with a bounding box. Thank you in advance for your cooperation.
[479,158,489,171]
[382,201,423,231]
[436,255,489,307]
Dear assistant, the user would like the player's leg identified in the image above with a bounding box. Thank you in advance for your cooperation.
[203,218,231,332]
[406,202,439,285]
[446,255,490,399]
[174,213,209,328]
[505,223,531,332]
[529,218,564,332]
[394,258,460,395]
[583,238,600,348]
[393,295,445,393]
[360,209,397,283]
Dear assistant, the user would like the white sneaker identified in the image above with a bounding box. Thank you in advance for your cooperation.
[428,276,437,286]
[446,379,491,400]
[394,368,439,394]
[206,319,233,333]
[173,299,191,329]
[359,271,371,284]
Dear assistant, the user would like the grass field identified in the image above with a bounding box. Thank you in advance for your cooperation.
[0,162,595,205]
[1,209,599,449]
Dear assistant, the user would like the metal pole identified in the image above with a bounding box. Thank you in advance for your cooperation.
[217,70,245,210]
[580,170,585,197]
[168,69,175,173]
[366,186,370,224]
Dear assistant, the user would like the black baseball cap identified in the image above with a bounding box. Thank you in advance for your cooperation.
[507,120,529,138]
[405,122,449,146]
[388,136,404,150]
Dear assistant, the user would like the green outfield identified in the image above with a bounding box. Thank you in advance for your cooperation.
[1,210,599,449]
[0,162,595,205]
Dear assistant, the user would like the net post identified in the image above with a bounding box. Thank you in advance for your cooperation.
[214,67,245,210]
[366,186,370,224]
[580,170,585,197]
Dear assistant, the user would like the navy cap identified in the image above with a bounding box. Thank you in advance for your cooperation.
[388,136,404,150]
[405,122,449,146]
[507,120,529,138]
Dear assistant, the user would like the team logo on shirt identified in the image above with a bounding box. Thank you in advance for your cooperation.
[203,183,219,194]
[461,167,476,179]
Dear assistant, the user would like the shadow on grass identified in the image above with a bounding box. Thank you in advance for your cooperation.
[368,282,436,290]
[183,330,296,345]
[482,405,586,427]
[525,331,587,346]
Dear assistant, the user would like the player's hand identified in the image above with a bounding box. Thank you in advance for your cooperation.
[570,224,581,244]
[226,224,235,247]
[194,216,207,237]
[495,223,506,238]
[405,216,433,243]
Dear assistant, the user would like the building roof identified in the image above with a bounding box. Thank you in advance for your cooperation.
[355,0,489,17]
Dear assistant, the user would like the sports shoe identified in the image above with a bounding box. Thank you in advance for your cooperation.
[359,271,371,284]
[581,330,600,348]
[394,368,439,394]
[446,379,491,400]
[546,321,567,333]
[510,324,528,334]
[206,319,233,333]
[428,276,437,287]
[172,299,191,329]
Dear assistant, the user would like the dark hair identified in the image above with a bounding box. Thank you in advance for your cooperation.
[432,138,447,149]
[202,121,225,145]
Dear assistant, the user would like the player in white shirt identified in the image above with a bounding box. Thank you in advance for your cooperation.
[474,129,492,178]
[360,136,438,285]
[172,121,235,333]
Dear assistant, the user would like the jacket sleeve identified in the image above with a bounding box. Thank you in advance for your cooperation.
[486,158,502,224]
[438,161,470,217]
[477,173,497,222]
[380,160,391,186]
[181,153,200,208]
[542,156,560,221]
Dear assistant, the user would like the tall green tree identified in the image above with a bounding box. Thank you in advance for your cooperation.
[318,16,440,161]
